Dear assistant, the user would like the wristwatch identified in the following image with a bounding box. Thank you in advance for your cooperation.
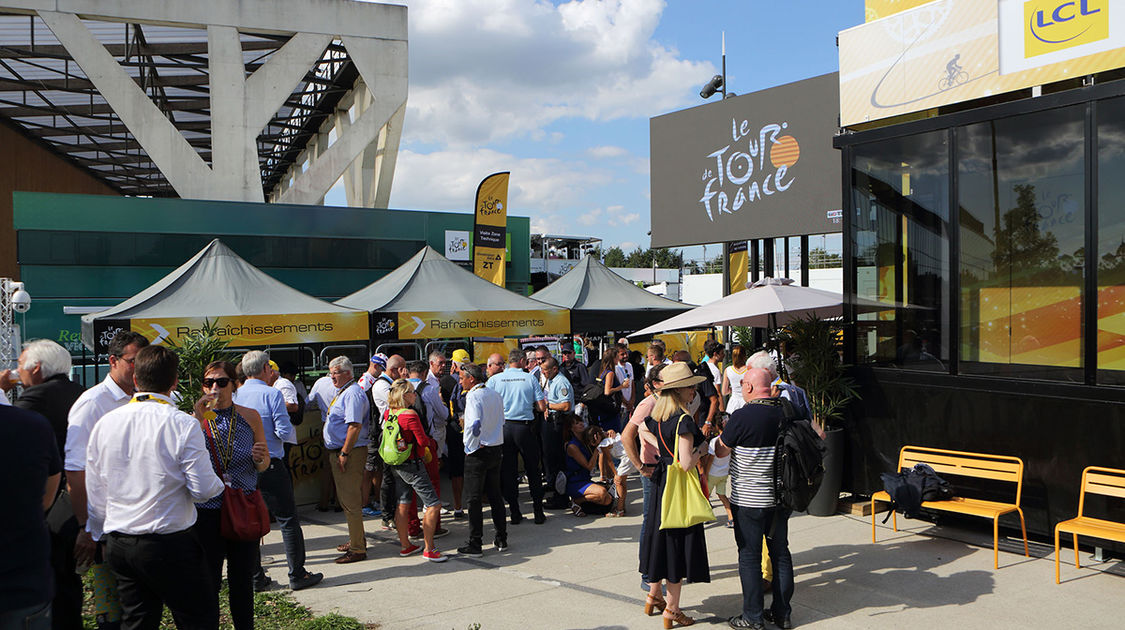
[340,451,349,457]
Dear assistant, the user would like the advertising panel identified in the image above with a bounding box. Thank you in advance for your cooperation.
[394,309,570,340]
[472,172,509,286]
[444,230,471,261]
[649,73,842,248]
[840,0,1125,127]
[92,312,369,353]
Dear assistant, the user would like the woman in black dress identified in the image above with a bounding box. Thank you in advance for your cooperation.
[638,362,710,628]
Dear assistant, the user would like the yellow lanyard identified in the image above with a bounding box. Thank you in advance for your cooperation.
[129,394,171,405]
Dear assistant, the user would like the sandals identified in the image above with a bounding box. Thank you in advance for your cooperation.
[606,509,625,517]
[571,503,587,517]
[336,542,350,552]
[662,609,694,628]
[644,594,667,616]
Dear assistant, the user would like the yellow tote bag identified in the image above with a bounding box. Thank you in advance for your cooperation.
[659,414,716,530]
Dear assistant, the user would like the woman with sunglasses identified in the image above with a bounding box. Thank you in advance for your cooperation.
[192,361,269,630]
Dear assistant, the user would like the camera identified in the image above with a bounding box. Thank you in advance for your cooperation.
[11,287,30,313]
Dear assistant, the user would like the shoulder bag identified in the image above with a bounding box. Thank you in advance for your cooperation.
[658,413,716,530]
[203,414,270,542]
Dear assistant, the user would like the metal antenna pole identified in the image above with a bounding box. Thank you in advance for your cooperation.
[0,278,15,370]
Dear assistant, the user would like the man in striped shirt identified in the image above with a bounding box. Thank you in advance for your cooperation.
[714,368,794,630]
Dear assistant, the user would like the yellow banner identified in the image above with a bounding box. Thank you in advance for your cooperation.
[473,172,509,286]
[840,0,1125,127]
[729,242,748,295]
[397,310,570,340]
[130,313,370,347]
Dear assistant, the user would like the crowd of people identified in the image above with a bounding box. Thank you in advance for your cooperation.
[0,332,813,630]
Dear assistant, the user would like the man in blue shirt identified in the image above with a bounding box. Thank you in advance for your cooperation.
[456,363,507,556]
[234,351,322,591]
[487,349,548,524]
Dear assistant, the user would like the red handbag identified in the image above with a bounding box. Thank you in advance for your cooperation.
[203,414,271,542]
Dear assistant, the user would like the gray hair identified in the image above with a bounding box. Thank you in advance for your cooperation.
[428,350,446,363]
[21,339,72,379]
[462,362,485,383]
[747,350,778,379]
[328,355,353,374]
[241,350,270,378]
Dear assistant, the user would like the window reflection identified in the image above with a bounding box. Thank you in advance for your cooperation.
[1098,97,1125,385]
[851,131,949,370]
[957,106,1085,381]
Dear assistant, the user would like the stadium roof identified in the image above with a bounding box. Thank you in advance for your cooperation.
[0,12,357,197]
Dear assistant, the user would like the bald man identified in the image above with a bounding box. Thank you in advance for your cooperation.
[485,354,505,379]
[713,367,795,629]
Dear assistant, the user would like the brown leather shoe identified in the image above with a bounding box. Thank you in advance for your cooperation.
[334,551,367,564]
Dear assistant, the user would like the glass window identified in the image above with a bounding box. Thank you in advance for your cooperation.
[1097,97,1125,385]
[957,106,1085,381]
[851,131,950,370]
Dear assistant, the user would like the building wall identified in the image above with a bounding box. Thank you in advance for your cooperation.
[13,193,531,354]
[0,122,118,279]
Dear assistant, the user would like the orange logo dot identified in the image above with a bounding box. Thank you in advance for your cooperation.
[770,135,800,169]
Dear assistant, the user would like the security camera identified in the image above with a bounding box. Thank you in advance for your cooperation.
[11,288,30,313]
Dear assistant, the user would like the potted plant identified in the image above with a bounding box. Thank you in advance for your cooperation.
[167,320,236,414]
[774,315,859,516]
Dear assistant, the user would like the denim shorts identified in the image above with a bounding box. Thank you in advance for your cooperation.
[391,459,440,508]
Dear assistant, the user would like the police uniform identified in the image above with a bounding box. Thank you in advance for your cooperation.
[487,367,546,521]
[542,372,575,502]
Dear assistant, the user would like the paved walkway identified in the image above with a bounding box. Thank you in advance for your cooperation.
[265,478,1125,629]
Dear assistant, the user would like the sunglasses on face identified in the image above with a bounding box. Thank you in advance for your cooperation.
[202,377,232,388]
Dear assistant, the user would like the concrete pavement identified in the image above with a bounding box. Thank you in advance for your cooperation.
[263,478,1125,629]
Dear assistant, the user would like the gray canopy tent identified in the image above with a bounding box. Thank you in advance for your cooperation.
[529,255,693,332]
[336,246,569,340]
[81,238,369,353]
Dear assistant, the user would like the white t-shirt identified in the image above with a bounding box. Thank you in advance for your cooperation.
[614,362,634,404]
[708,436,730,477]
[598,434,626,460]
[725,366,748,413]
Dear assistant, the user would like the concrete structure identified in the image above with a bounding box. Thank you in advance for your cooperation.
[0,0,408,275]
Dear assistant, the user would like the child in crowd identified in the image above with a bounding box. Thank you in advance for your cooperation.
[590,426,634,517]
[702,414,734,527]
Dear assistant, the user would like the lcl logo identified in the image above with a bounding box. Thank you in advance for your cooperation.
[1025,0,1108,58]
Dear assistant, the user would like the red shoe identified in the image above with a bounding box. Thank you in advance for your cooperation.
[423,548,448,563]
[399,544,421,558]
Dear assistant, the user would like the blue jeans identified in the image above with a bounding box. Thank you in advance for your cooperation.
[639,473,654,585]
[731,505,794,623]
[256,458,308,581]
[0,600,50,630]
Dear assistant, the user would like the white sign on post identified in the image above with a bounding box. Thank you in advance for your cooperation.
[445,230,471,261]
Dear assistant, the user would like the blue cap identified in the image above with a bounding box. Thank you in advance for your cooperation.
[370,353,388,369]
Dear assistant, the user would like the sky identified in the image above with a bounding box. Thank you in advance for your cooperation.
[327,0,865,261]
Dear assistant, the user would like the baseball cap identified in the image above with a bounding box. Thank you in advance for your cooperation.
[561,347,575,355]
[268,360,280,372]
[370,353,388,369]
[451,349,471,365]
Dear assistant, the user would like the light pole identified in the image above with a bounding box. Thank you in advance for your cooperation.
[700,32,736,351]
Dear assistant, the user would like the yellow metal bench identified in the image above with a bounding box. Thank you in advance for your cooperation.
[871,445,1029,569]
[1054,466,1125,583]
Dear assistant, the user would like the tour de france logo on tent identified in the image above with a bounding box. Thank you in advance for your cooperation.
[698,116,800,222]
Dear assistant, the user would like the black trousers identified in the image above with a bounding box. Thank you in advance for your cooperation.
[195,508,256,630]
[463,445,506,546]
[49,516,82,630]
[255,458,307,581]
[105,529,218,630]
[501,419,544,512]
[540,413,567,496]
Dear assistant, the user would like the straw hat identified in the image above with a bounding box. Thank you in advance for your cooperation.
[659,362,704,389]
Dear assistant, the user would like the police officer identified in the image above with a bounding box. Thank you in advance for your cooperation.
[540,356,574,509]
[487,349,547,524]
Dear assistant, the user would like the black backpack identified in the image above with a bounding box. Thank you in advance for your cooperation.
[581,369,618,415]
[767,399,828,512]
[880,462,954,519]
[410,381,433,439]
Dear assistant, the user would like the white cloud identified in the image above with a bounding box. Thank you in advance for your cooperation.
[587,145,629,159]
[386,0,713,147]
[606,205,640,226]
[577,208,603,226]
[618,241,638,251]
[386,148,614,215]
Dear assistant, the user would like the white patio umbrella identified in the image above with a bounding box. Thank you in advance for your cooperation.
[628,277,892,337]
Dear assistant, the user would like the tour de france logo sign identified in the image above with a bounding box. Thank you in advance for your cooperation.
[698,116,800,222]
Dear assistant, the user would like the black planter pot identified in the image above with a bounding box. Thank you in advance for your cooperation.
[806,427,844,516]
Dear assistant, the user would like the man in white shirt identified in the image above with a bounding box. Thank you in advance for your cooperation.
[86,345,224,628]
[65,330,148,623]
[456,363,507,557]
